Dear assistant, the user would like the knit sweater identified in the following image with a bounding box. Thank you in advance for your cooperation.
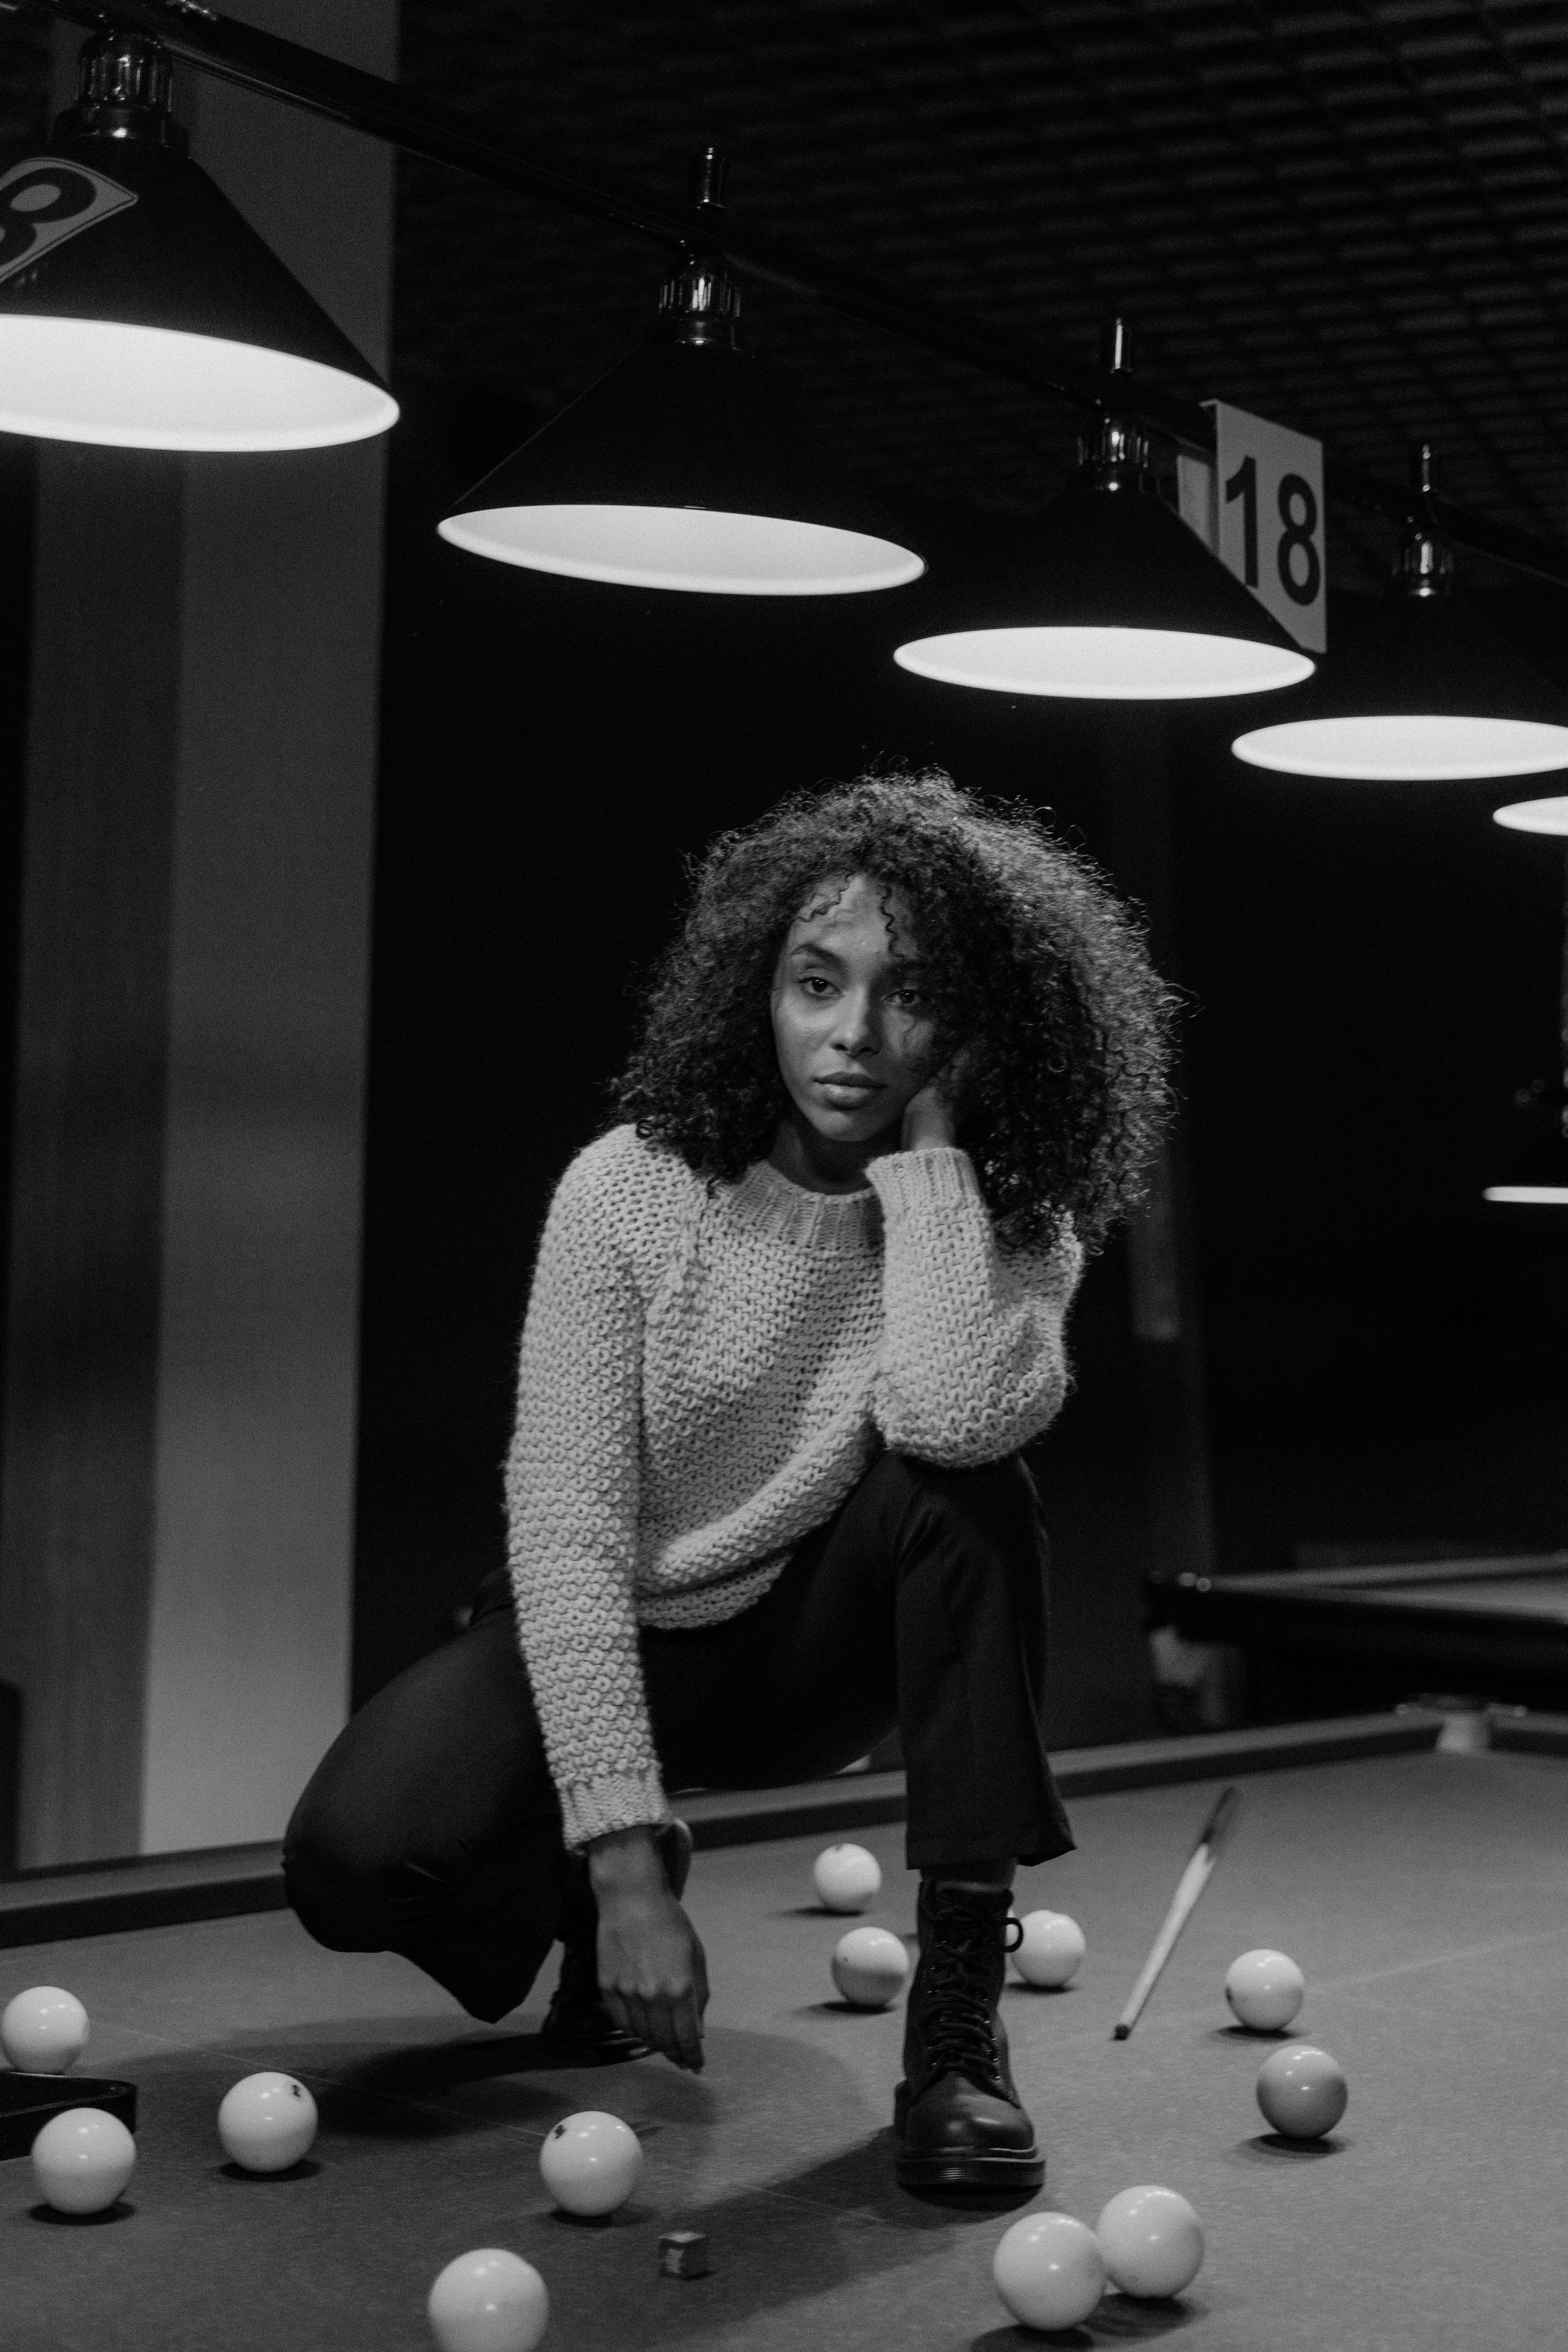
[503,1122,1085,1851]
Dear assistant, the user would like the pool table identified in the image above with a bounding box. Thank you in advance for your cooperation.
[1,1706,1565,2350]
[1150,1548,1568,1716]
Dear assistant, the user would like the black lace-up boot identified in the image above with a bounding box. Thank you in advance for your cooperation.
[893,1880,1043,2190]
[540,1819,694,2060]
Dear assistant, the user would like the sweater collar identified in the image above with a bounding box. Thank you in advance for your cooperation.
[728,1154,878,1252]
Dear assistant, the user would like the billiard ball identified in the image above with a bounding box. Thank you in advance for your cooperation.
[1256,2043,1349,2139]
[30,2107,136,2215]
[830,1926,911,2008]
[1224,1948,1306,2031]
[217,2072,319,2172]
[812,1843,882,1913]
[539,2110,643,2217]
[427,2249,548,2352]
[992,2211,1107,2331]
[2,1985,89,2075]
[1011,1910,1086,1989]
[1095,2184,1205,2298]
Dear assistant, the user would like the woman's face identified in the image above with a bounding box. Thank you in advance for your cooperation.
[770,873,938,1147]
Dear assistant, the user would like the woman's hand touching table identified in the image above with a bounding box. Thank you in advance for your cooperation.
[587,1827,709,2070]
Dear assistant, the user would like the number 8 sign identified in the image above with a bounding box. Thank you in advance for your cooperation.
[1177,401,1327,654]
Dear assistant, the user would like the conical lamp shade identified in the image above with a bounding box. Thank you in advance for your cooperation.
[1233,588,1568,780]
[0,126,397,450]
[894,469,1315,698]
[439,325,924,596]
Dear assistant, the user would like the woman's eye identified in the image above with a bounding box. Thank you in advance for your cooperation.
[799,974,834,997]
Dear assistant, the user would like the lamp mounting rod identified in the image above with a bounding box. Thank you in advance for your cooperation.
[15,0,1568,590]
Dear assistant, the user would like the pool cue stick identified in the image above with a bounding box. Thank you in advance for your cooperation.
[1112,1784,1243,2041]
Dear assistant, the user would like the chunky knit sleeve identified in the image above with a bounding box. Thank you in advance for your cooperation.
[504,1147,673,1851]
[865,1145,1083,1466]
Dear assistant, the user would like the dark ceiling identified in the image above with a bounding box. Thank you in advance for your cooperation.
[393,0,1568,583]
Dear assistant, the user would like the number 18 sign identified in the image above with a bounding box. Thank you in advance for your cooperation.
[1177,401,1326,654]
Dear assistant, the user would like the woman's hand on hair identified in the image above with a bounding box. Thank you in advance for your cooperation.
[901,1043,975,1151]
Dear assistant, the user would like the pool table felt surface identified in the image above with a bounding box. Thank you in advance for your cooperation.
[3,1745,1566,2352]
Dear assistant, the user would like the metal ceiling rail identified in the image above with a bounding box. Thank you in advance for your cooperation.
[16,0,1568,591]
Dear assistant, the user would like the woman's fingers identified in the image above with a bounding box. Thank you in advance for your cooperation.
[669,1987,705,2070]
[595,1890,710,2067]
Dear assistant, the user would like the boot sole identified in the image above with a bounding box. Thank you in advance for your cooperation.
[893,2079,1045,2190]
[894,2143,1045,2190]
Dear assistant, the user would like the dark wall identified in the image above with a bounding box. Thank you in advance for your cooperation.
[1172,696,1568,1577]
[351,386,1568,1741]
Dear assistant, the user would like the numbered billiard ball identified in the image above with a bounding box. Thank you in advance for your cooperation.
[1256,2043,1348,2139]
[993,2211,1107,2331]
[427,2249,549,2352]
[1224,1948,1306,2031]
[830,1926,910,2009]
[539,2110,643,2217]
[1095,2184,1205,2298]
[812,1843,882,1913]
[2,1985,89,2074]
[31,2107,135,2215]
[217,2072,319,2172]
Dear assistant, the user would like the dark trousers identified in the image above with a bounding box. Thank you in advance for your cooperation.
[282,1449,1074,2025]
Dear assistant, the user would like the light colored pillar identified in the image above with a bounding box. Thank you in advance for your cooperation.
[0,2,396,1864]
[142,0,396,1854]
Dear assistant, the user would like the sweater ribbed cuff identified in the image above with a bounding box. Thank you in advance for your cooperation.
[866,1145,979,1215]
[558,1765,673,1854]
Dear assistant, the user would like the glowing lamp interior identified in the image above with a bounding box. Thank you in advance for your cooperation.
[0,315,397,450]
[1492,796,1568,834]
[437,502,926,595]
[893,626,1314,700]
[1233,714,1568,782]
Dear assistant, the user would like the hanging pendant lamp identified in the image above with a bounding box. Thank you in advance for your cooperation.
[439,155,923,596]
[0,32,397,452]
[894,323,1314,699]
[1233,447,1568,781]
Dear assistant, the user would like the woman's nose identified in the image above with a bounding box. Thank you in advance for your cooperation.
[830,992,879,1053]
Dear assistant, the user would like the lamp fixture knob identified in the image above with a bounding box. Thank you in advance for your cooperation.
[1079,316,1150,483]
[63,31,186,151]
[660,149,740,333]
[1394,438,1454,597]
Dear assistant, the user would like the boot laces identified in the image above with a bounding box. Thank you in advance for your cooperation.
[920,1903,1022,2086]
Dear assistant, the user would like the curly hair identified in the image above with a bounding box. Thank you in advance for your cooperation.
[612,768,1181,1255]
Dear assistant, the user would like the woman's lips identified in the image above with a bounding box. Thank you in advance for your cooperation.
[815,1075,884,1096]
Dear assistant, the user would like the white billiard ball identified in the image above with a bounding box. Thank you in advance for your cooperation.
[539,2109,643,2217]
[217,2071,319,2172]
[993,2211,1107,2331]
[1224,1947,1306,2031]
[830,1926,911,2009]
[428,2248,549,2352]
[2,1986,90,2075]
[812,1843,882,1912]
[1095,2184,1205,2298]
[1011,1910,1086,1988]
[31,2107,135,2215]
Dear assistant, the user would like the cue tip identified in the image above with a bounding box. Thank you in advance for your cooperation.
[1112,2022,1130,2040]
